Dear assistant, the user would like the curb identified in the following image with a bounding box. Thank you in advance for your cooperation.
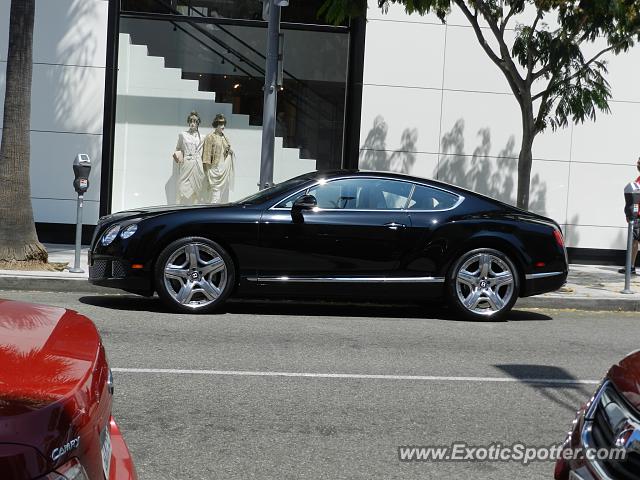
[516,297,640,312]
[2,276,640,312]
[0,276,113,294]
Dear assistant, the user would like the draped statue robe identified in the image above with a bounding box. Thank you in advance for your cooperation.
[202,129,235,203]
[175,130,205,205]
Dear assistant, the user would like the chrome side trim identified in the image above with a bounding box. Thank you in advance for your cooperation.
[525,271,565,280]
[580,381,614,480]
[246,276,445,283]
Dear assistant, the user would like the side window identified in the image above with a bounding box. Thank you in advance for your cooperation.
[274,178,413,210]
[408,185,460,210]
[308,178,412,210]
[275,191,307,209]
[308,181,349,209]
[379,181,413,209]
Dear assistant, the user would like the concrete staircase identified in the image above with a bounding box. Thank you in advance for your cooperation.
[112,33,316,212]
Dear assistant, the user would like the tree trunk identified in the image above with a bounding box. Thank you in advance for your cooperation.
[517,102,536,211]
[0,0,47,265]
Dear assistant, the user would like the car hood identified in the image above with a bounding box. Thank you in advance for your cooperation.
[0,300,111,477]
[607,350,640,411]
[99,203,232,224]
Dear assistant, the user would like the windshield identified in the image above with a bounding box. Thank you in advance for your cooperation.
[237,173,316,206]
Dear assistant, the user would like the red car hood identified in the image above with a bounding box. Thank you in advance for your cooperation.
[0,299,111,478]
[607,349,640,411]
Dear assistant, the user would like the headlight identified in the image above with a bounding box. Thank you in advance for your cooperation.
[101,225,120,246]
[120,224,138,239]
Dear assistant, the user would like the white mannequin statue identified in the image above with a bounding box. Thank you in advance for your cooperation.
[174,111,206,205]
[202,113,235,203]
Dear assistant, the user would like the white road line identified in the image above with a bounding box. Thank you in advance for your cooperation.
[111,368,600,385]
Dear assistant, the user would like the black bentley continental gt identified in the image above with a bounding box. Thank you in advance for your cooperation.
[89,170,568,320]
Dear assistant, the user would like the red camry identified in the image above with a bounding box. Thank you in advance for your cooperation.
[0,299,137,479]
[555,350,640,479]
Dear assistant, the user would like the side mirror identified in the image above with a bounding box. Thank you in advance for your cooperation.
[292,194,317,211]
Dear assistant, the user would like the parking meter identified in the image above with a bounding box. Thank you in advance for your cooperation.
[73,154,91,195]
[70,154,91,273]
[621,181,640,293]
[624,181,640,221]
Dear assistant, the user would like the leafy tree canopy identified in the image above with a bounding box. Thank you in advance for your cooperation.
[320,0,640,208]
[321,0,640,133]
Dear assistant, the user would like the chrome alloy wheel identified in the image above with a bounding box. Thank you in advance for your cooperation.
[455,252,515,316]
[163,242,228,309]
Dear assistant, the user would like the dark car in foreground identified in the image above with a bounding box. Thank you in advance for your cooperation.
[89,170,568,321]
[0,299,137,480]
[555,350,640,480]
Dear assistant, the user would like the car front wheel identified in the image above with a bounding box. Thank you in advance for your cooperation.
[447,248,519,321]
[154,237,235,313]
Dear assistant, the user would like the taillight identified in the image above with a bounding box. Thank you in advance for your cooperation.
[553,229,564,247]
[44,458,89,480]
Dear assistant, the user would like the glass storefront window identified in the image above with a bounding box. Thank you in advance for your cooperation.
[112,16,348,212]
[120,0,347,25]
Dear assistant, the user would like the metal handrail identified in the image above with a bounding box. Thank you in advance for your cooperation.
[145,0,339,119]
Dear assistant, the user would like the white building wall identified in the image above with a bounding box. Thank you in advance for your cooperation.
[361,1,640,250]
[1,0,638,252]
[0,0,108,225]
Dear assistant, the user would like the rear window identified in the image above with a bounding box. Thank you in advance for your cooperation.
[408,185,460,210]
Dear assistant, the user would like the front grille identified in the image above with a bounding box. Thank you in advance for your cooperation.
[111,260,126,278]
[587,382,640,479]
[89,259,109,279]
[89,259,127,279]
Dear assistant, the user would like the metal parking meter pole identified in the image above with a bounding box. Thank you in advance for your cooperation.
[69,194,84,273]
[70,154,92,274]
[622,219,634,294]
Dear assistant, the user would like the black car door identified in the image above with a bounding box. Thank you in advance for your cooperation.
[257,177,414,279]
[399,183,464,276]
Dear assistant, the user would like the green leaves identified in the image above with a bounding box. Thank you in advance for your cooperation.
[319,0,452,24]
[539,57,611,132]
[318,0,367,25]
[321,0,639,137]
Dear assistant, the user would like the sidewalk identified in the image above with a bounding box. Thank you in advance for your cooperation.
[1,244,640,311]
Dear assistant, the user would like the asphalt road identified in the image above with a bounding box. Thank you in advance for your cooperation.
[3,290,639,479]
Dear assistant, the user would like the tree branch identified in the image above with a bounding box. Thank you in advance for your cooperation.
[526,8,544,82]
[532,32,637,102]
[454,0,524,102]
[500,4,516,35]
[454,1,502,66]
[532,64,552,81]
[473,0,525,92]
[534,70,559,129]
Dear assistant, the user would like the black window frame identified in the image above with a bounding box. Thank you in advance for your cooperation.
[100,0,365,217]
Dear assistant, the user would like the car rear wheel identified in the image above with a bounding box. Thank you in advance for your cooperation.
[154,237,235,313]
[447,248,519,321]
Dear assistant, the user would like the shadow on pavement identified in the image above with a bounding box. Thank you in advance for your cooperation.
[79,295,168,313]
[494,364,594,413]
[78,295,553,322]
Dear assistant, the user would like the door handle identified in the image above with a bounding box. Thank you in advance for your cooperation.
[385,222,406,230]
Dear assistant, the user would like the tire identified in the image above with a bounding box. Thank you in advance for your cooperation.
[446,247,519,321]
[154,237,235,313]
